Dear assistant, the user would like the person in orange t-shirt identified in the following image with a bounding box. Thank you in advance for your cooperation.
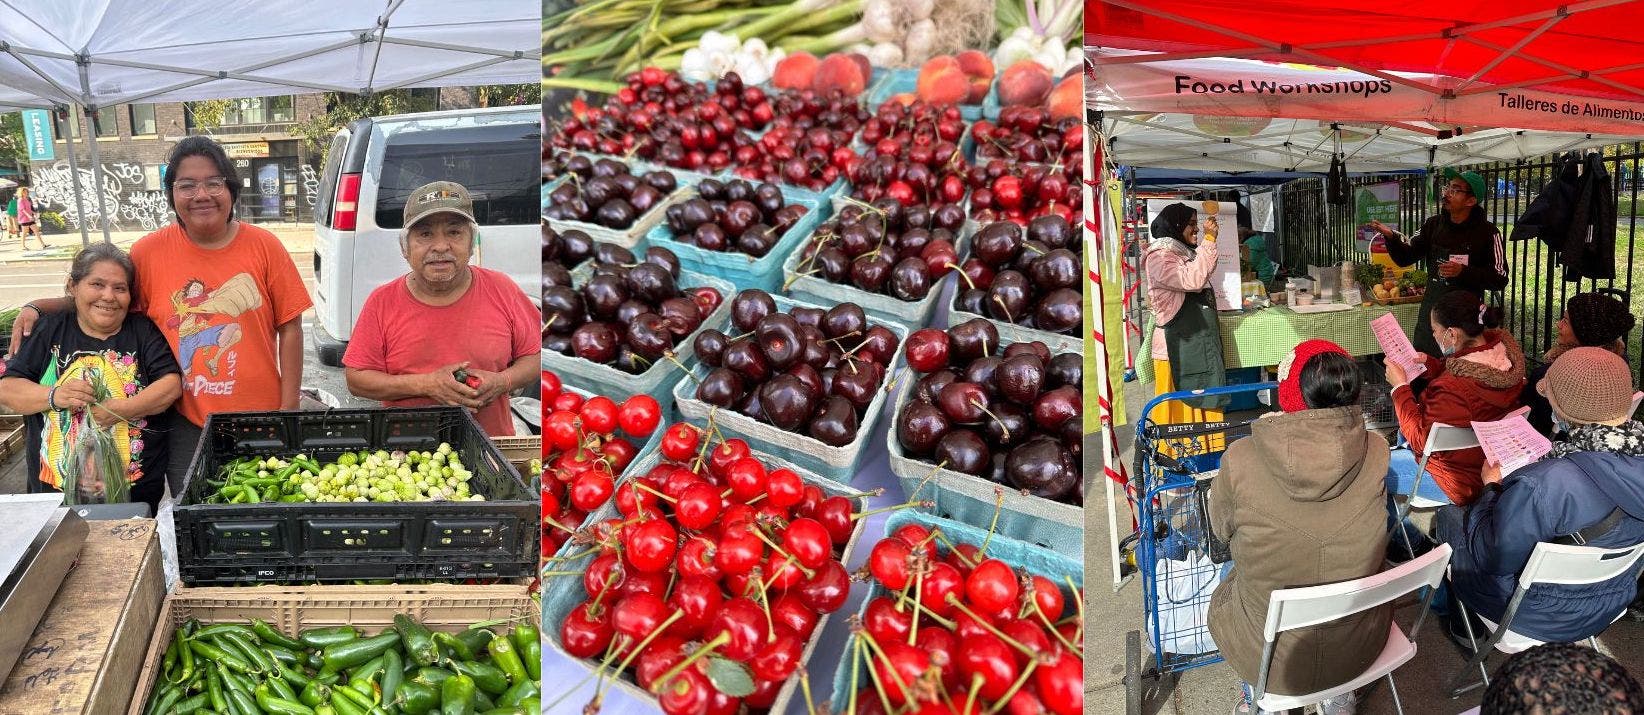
[6,136,310,496]
[342,181,539,436]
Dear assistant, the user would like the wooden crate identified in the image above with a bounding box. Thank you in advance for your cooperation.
[0,416,23,464]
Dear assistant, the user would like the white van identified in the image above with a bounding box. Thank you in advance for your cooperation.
[310,105,541,366]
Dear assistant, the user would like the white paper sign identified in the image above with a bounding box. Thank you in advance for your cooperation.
[1448,254,1470,266]
[1472,408,1553,476]
[1371,312,1427,379]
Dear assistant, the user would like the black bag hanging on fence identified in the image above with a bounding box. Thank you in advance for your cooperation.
[1326,154,1351,206]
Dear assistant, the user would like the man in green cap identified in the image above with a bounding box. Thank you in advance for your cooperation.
[1368,168,1509,357]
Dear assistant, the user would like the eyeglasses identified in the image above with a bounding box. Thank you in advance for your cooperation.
[174,177,229,197]
[1442,183,1472,196]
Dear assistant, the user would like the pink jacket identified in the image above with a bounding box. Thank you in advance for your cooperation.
[1146,237,1218,361]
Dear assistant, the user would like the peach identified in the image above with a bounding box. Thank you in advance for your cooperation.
[847,53,874,87]
[957,50,995,80]
[998,60,1053,107]
[1048,74,1081,120]
[774,52,820,90]
[813,53,867,96]
[967,76,991,104]
[916,65,969,105]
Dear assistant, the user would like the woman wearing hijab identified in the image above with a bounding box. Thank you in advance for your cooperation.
[1145,203,1229,419]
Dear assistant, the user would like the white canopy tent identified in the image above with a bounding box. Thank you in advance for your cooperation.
[0,0,540,243]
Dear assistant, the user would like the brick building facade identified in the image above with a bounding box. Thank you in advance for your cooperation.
[22,88,479,233]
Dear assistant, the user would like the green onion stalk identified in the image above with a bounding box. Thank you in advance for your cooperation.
[56,369,130,505]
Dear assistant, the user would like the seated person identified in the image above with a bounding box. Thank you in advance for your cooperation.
[1386,290,1526,507]
[1440,347,1644,648]
[1210,340,1390,715]
[343,182,540,436]
[1527,290,1634,437]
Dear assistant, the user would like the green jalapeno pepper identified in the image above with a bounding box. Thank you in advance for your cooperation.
[450,660,507,695]
[393,615,439,668]
[320,632,400,674]
[440,673,476,715]
[299,626,359,649]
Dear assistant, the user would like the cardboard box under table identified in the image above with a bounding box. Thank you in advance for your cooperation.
[0,519,165,715]
[125,583,538,715]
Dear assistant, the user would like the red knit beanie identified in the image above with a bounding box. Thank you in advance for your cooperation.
[1277,339,1352,412]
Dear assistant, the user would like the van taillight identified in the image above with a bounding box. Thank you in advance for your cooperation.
[334,173,362,231]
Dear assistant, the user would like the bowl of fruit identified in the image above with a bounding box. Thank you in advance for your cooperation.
[541,422,874,715]
[889,321,1084,554]
[1371,268,1427,305]
[672,289,908,483]
[541,245,734,401]
[948,217,1083,354]
[646,177,827,291]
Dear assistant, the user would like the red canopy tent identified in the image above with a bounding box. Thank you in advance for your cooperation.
[1088,1,1644,135]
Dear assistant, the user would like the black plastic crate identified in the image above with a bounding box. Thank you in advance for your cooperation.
[174,406,538,586]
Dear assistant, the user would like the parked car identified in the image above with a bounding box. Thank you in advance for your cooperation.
[310,105,541,366]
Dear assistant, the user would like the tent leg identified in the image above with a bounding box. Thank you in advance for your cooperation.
[78,58,113,244]
[60,106,90,248]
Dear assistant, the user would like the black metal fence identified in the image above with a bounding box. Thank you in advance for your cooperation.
[1276,143,1644,385]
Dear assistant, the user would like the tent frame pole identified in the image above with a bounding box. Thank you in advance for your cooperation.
[57,104,89,247]
[77,57,113,244]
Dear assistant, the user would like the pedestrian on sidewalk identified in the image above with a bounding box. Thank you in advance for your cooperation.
[7,187,48,251]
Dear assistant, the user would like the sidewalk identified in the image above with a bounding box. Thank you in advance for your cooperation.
[0,221,317,264]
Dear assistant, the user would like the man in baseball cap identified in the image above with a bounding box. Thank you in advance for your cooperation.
[1366,166,1511,358]
[342,181,541,436]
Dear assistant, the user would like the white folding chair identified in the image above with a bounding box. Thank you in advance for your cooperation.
[1448,540,1644,697]
[1392,423,1476,559]
[1252,544,1454,715]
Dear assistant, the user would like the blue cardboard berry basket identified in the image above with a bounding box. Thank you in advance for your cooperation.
[644,182,830,292]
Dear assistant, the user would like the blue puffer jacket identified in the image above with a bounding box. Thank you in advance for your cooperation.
[1446,450,1644,642]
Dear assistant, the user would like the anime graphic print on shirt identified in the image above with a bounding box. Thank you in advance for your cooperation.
[166,272,261,397]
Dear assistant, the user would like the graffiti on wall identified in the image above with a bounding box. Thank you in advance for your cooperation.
[31,161,171,231]
[300,164,318,207]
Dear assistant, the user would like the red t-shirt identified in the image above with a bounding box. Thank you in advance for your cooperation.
[343,267,540,436]
[130,222,312,427]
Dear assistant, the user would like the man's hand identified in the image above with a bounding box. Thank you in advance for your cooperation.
[1385,359,1409,390]
[1368,220,1396,239]
[423,362,483,409]
[51,379,98,412]
[1438,261,1464,279]
[462,368,513,407]
[7,307,38,358]
[1481,459,1504,485]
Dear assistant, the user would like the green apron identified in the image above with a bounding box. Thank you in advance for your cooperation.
[1163,285,1230,411]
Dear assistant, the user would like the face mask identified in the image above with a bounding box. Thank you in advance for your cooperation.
[1552,413,1572,436]
[1438,330,1459,356]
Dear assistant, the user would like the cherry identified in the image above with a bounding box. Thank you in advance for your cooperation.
[868,537,914,590]
[708,438,753,478]
[893,524,938,560]
[635,636,688,690]
[656,666,711,715]
[815,495,855,544]
[660,423,702,461]
[622,570,670,599]
[707,598,768,662]
[966,558,1021,614]
[677,535,723,582]
[748,624,804,681]
[611,592,669,642]
[540,370,562,403]
[544,410,580,452]
[1004,689,1047,715]
[551,391,584,413]
[1028,575,1066,620]
[744,676,783,709]
[623,518,679,573]
[958,632,1019,700]
[766,554,809,592]
[714,525,765,575]
[1034,649,1083,715]
[782,517,832,569]
[600,437,638,472]
[760,596,818,649]
[796,558,850,613]
[767,467,804,508]
[704,689,740,715]
[724,457,768,501]
[675,482,723,530]
[919,562,965,617]
[863,596,913,644]
[561,601,614,658]
[619,394,662,436]
[905,328,951,373]
[614,480,659,517]
[584,553,626,597]
[874,640,931,705]
[569,471,614,512]
[915,625,960,690]
[668,575,724,637]
[580,395,619,434]
[1002,620,1054,667]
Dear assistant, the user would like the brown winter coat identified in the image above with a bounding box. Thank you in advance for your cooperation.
[1207,406,1392,696]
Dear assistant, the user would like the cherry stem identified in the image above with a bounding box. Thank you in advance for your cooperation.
[839,486,887,500]
[908,566,924,646]
[752,566,777,642]
[821,330,863,348]
[853,499,932,522]
[900,592,959,631]
[653,631,730,692]
[969,398,1010,443]
[991,294,1014,324]
[631,480,677,504]
[964,673,984,715]
[945,594,1036,657]
[1033,601,1082,655]
[544,514,580,536]
[748,528,817,579]
[662,351,699,385]
[1064,575,1085,624]
[980,488,1005,558]
[546,546,597,562]
[847,636,863,715]
[945,262,976,291]
[909,460,949,502]
[983,659,1041,715]
[800,671,818,715]
[587,567,621,613]
[856,629,912,715]
[933,531,981,569]
[599,610,683,701]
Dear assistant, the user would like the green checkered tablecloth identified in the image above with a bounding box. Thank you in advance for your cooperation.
[1135,303,1423,383]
